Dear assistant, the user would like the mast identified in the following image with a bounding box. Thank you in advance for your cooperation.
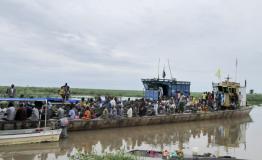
[168,59,173,79]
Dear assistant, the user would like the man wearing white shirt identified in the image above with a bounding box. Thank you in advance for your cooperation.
[110,98,116,108]
[154,101,159,115]
[127,107,133,118]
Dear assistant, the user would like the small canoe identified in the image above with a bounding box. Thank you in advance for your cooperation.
[0,127,62,146]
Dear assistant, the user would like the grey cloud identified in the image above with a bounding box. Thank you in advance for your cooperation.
[0,0,261,92]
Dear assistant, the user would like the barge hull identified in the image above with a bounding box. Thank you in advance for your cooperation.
[68,107,252,131]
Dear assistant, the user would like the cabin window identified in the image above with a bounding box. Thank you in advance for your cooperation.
[218,86,223,92]
[223,87,229,93]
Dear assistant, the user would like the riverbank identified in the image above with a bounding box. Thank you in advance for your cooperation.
[0,86,261,105]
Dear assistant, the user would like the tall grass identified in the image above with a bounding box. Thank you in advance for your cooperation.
[247,94,262,105]
[0,86,261,105]
[0,86,143,98]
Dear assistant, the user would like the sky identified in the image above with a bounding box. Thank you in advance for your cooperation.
[0,0,261,92]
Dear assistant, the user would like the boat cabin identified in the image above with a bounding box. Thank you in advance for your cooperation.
[212,79,247,107]
[142,78,191,100]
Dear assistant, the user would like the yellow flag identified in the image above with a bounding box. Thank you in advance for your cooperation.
[215,69,221,79]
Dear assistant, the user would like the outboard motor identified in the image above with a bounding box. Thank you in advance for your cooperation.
[59,117,69,138]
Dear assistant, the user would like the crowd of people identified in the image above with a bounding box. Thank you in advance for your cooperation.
[0,84,242,122]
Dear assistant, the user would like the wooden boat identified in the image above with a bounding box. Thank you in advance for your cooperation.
[0,98,62,146]
[0,127,62,146]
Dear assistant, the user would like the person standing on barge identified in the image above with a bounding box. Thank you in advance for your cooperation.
[6,84,16,98]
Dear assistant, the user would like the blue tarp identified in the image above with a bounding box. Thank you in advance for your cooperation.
[47,98,80,104]
[0,98,80,103]
[0,98,48,102]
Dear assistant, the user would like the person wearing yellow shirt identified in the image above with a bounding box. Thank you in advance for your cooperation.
[79,97,87,108]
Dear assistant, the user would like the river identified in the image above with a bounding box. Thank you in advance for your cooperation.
[0,106,261,160]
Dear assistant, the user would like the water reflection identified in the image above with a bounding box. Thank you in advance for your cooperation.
[0,115,253,160]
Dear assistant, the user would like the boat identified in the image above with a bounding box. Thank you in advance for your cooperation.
[0,127,62,146]
[0,75,253,132]
[0,98,62,146]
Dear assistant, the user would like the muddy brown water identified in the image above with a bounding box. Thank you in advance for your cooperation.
[0,106,261,160]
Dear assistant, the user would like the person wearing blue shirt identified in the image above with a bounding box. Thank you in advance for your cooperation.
[68,105,76,120]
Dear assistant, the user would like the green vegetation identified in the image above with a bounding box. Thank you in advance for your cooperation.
[70,152,137,160]
[0,86,261,105]
[190,92,202,98]
[0,86,143,98]
[247,94,262,105]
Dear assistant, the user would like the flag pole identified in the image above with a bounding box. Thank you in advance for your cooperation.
[158,58,160,79]
[235,58,238,82]
[163,64,166,79]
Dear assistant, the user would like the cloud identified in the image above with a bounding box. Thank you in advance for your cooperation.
[0,0,261,92]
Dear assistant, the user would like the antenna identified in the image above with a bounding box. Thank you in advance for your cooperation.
[235,58,238,82]
[226,74,231,82]
[168,59,173,79]
[158,58,160,79]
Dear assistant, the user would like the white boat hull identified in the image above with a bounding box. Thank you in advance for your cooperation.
[0,128,62,146]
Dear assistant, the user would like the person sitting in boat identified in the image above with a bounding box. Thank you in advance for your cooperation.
[207,92,214,110]
[139,105,147,117]
[28,106,40,127]
[176,150,184,159]
[90,105,97,119]
[6,84,16,98]
[215,92,222,110]
[169,101,176,114]
[29,106,39,120]
[0,102,7,114]
[162,150,170,159]
[111,106,118,118]
[79,97,87,108]
[101,107,109,119]
[82,107,91,120]
[118,105,124,117]
[15,103,27,121]
[68,104,76,120]
[110,97,117,108]
[153,101,159,115]
[170,151,178,159]
[3,102,16,121]
[57,105,65,119]
[201,92,207,105]
[178,93,186,113]
[127,107,133,118]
